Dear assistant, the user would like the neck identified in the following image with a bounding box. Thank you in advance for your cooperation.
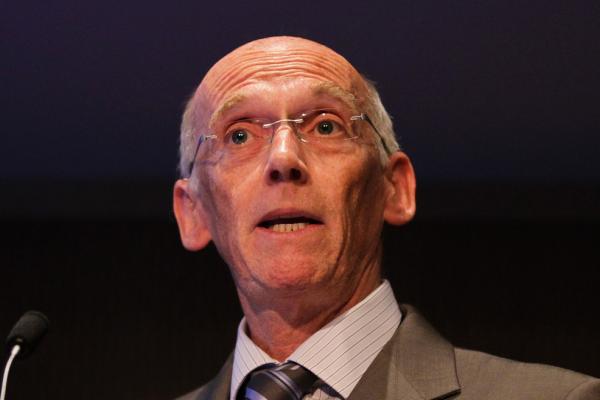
[237,260,381,361]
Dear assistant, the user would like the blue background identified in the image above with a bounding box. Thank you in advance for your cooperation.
[2,0,599,183]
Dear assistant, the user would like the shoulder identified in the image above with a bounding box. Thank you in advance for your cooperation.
[454,348,600,399]
[393,305,600,399]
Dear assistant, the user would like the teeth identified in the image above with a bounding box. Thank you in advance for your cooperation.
[270,222,308,232]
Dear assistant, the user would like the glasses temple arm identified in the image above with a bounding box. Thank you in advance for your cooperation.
[187,135,204,177]
[361,114,394,155]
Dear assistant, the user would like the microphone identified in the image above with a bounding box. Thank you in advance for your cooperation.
[2,311,49,400]
[5,311,49,359]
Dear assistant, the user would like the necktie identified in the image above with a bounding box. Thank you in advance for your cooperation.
[242,361,319,400]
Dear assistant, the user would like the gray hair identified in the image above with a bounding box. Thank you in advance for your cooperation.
[360,78,401,165]
[177,78,400,177]
[178,93,202,178]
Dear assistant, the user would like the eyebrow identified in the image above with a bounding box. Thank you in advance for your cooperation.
[208,93,247,130]
[207,82,359,130]
[311,82,358,113]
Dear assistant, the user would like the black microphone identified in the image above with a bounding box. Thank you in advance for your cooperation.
[2,311,49,400]
[5,311,49,359]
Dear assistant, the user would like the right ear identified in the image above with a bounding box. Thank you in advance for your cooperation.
[173,179,212,251]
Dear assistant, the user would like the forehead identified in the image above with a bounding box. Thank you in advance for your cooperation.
[209,80,358,127]
[196,38,366,123]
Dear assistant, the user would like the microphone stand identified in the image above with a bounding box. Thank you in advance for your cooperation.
[1,345,21,400]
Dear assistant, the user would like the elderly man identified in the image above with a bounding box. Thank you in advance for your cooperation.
[173,37,599,400]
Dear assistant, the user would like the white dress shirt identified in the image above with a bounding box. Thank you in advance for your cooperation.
[230,280,402,400]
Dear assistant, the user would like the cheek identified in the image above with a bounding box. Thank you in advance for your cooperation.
[318,149,385,221]
[199,165,261,245]
[342,159,386,240]
[197,177,250,277]
[197,170,239,243]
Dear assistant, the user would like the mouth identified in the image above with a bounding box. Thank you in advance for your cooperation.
[258,214,323,233]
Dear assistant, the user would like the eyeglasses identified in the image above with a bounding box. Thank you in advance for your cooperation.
[187,108,387,176]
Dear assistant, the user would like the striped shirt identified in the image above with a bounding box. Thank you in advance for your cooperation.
[230,280,402,400]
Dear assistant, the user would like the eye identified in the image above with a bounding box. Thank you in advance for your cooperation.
[317,120,335,135]
[306,111,346,138]
[229,130,249,145]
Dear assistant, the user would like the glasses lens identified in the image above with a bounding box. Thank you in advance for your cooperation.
[299,110,353,139]
[205,110,362,163]
[202,118,268,160]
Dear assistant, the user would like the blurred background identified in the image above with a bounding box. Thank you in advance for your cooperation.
[1,0,599,398]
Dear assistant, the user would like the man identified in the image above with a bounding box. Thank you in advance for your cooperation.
[173,36,599,400]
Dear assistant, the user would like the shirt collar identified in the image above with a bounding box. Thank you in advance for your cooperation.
[230,280,402,400]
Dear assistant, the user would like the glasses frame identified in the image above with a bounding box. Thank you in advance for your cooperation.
[186,111,390,176]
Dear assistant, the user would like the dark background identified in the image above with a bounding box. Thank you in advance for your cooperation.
[1,1,599,399]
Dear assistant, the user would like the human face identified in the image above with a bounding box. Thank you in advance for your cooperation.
[175,38,402,303]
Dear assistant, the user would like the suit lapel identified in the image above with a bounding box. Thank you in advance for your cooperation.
[196,354,233,400]
[348,305,461,400]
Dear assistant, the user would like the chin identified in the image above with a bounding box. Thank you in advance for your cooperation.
[251,257,335,293]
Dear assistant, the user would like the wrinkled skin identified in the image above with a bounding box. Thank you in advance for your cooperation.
[173,37,416,360]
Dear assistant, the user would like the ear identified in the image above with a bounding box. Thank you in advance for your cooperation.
[383,151,417,225]
[173,179,212,251]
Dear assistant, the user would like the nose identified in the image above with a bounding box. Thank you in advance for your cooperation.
[264,124,308,184]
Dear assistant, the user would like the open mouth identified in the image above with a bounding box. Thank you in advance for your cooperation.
[258,216,322,233]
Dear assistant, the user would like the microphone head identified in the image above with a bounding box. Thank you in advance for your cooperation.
[6,311,49,359]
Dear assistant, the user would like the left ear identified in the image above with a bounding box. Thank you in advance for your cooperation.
[383,151,416,225]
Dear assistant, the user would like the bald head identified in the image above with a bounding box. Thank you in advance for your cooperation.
[199,37,367,109]
[179,36,400,176]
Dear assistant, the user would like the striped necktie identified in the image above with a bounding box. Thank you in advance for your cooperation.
[242,361,319,400]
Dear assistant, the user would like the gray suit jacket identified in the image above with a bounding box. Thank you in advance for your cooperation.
[177,305,600,400]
